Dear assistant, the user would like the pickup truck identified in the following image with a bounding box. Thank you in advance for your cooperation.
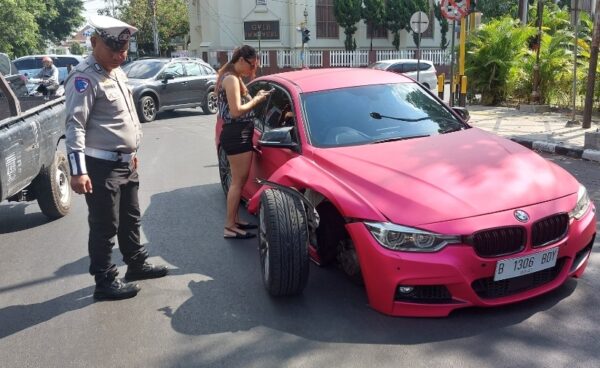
[0,53,71,219]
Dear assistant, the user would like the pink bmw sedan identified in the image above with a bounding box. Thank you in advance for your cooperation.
[215,68,596,317]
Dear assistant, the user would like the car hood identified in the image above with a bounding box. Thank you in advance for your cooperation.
[311,128,577,226]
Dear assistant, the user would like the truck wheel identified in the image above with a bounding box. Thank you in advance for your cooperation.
[258,188,309,296]
[35,151,71,219]
[202,90,218,114]
[218,146,231,196]
[138,95,157,123]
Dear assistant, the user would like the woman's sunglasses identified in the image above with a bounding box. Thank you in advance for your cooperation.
[244,58,258,68]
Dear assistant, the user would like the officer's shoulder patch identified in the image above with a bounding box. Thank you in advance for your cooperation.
[74,77,91,93]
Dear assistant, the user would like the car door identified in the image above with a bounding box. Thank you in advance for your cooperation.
[157,62,187,107]
[183,61,205,104]
[246,82,300,197]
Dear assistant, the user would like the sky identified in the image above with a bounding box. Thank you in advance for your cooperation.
[82,0,105,21]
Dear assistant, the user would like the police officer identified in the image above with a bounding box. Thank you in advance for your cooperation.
[65,15,168,301]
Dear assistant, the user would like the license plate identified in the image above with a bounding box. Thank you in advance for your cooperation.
[494,247,559,281]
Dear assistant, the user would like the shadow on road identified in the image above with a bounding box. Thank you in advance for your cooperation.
[142,184,583,345]
[0,202,51,234]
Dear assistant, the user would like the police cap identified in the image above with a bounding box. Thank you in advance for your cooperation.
[89,15,138,51]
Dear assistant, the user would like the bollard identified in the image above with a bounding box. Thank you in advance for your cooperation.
[437,74,445,100]
[459,75,467,107]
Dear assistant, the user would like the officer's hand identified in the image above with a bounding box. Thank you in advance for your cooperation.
[71,175,93,194]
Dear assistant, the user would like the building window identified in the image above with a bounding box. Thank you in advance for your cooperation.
[316,0,339,39]
[366,22,387,39]
[256,0,267,5]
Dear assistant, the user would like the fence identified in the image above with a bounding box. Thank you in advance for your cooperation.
[329,50,370,67]
[376,49,451,65]
[277,50,323,68]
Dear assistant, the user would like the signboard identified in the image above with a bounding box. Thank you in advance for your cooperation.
[410,11,429,34]
[441,0,470,20]
[244,21,280,40]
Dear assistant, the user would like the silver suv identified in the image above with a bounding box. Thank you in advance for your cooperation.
[368,59,438,92]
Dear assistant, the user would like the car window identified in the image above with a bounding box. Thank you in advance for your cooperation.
[368,62,388,70]
[419,63,432,71]
[184,62,203,76]
[14,58,42,70]
[302,83,464,148]
[388,64,403,73]
[54,57,82,67]
[263,86,296,135]
[165,62,185,78]
[402,63,418,73]
[201,65,215,75]
[124,60,165,79]
[248,81,270,132]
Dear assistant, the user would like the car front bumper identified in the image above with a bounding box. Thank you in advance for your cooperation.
[347,199,596,317]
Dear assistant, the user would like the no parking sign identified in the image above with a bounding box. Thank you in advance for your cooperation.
[441,0,471,20]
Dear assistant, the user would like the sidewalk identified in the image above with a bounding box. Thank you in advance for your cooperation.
[467,105,600,162]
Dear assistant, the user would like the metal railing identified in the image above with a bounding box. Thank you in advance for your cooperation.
[329,50,369,67]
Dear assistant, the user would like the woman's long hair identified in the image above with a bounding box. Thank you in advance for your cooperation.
[216,45,258,96]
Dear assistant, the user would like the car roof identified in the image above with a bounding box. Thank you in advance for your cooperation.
[374,59,434,65]
[260,68,414,93]
[14,54,85,61]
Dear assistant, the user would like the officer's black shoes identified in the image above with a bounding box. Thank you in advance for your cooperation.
[93,278,140,301]
[124,262,169,281]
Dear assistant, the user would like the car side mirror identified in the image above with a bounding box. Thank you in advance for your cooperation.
[162,73,175,83]
[258,126,298,150]
[452,106,470,123]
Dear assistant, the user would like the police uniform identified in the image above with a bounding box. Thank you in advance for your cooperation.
[35,62,59,97]
[65,15,167,300]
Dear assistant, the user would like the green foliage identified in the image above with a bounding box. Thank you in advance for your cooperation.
[0,0,84,58]
[334,0,362,51]
[362,0,386,51]
[476,0,518,21]
[120,0,189,56]
[433,2,449,50]
[70,42,85,55]
[385,0,412,50]
[466,17,534,105]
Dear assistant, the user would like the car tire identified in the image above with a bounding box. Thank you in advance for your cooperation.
[202,90,218,114]
[218,146,231,197]
[258,188,310,296]
[34,150,71,219]
[138,95,157,123]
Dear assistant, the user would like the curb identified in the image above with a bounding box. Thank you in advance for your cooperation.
[510,137,600,163]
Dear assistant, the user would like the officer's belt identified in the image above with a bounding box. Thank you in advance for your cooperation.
[85,147,136,163]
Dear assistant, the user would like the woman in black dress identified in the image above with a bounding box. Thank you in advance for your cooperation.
[217,45,271,239]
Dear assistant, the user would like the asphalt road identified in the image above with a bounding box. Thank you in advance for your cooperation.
[1,109,599,368]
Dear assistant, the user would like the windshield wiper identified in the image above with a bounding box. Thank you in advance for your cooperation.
[372,134,430,144]
[370,112,430,122]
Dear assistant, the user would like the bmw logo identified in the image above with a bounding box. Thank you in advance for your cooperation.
[514,210,530,223]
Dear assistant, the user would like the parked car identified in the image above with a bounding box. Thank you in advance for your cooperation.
[13,54,85,85]
[122,57,218,122]
[215,68,596,317]
[0,52,28,97]
[368,58,438,91]
[1,54,71,219]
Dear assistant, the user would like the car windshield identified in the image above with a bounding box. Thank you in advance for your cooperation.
[123,60,165,79]
[302,83,466,148]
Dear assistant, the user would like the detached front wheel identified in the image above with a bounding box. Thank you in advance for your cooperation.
[34,150,71,219]
[258,188,309,296]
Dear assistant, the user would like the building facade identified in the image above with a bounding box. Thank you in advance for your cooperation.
[187,0,445,60]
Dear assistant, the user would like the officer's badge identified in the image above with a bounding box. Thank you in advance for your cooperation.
[74,77,91,93]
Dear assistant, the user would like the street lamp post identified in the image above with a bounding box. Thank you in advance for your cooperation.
[531,0,544,104]
[301,7,308,68]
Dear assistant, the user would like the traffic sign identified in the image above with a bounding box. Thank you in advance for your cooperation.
[410,11,429,34]
[441,0,470,20]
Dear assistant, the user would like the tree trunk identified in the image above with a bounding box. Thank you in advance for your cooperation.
[583,0,600,128]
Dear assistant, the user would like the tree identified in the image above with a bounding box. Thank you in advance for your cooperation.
[119,0,189,56]
[0,1,42,57]
[362,0,386,51]
[476,0,518,21]
[334,0,362,51]
[70,42,85,55]
[433,2,449,49]
[37,0,85,44]
[385,0,413,50]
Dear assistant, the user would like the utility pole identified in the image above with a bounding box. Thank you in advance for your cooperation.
[531,1,544,104]
[149,0,159,56]
[301,7,308,68]
[568,0,580,126]
[583,0,600,128]
[518,0,528,25]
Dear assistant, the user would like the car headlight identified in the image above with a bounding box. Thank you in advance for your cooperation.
[569,184,591,220]
[365,222,461,252]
